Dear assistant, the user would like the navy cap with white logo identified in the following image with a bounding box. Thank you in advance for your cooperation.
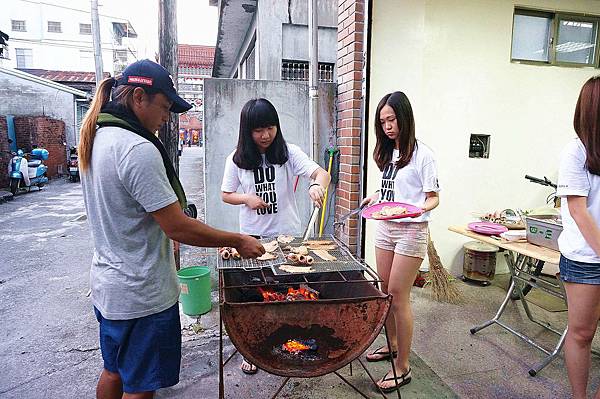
[116,59,192,113]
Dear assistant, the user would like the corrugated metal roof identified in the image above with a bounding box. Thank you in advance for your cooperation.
[18,69,110,83]
[0,66,89,98]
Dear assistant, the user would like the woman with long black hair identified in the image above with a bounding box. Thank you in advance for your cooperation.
[557,76,600,399]
[221,98,331,373]
[361,91,440,393]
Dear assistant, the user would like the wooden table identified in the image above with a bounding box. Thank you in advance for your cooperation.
[448,225,560,264]
[449,224,565,376]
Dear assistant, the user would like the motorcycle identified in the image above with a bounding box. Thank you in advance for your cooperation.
[68,146,79,182]
[8,148,49,195]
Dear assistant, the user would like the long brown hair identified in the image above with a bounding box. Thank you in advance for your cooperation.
[574,76,600,175]
[373,91,416,171]
[78,78,145,171]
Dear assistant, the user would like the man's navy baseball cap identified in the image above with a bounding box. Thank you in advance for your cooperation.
[116,59,192,113]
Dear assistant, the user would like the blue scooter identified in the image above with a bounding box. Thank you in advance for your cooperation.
[8,148,49,195]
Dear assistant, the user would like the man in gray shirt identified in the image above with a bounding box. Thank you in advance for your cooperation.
[79,60,264,399]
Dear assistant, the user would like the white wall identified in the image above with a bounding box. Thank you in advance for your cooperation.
[365,0,600,273]
[2,0,137,74]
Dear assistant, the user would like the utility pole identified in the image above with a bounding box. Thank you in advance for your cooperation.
[308,0,319,161]
[158,0,179,174]
[158,0,181,270]
[91,0,104,84]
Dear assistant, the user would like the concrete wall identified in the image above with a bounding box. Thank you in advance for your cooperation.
[365,0,600,273]
[204,78,336,235]
[255,0,338,80]
[0,72,78,149]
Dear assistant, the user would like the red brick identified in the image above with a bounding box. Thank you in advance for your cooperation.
[340,145,361,156]
[338,127,361,138]
[337,136,361,146]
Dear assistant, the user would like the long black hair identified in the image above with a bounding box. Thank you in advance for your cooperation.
[373,91,416,171]
[233,98,289,170]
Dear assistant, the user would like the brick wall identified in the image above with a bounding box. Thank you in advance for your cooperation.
[0,117,9,189]
[336,0,365,252]
[13,116,66,179]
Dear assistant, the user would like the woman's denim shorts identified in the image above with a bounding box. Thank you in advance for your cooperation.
[559,255,600,284]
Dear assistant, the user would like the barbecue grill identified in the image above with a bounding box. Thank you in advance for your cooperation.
[217,236,400,399]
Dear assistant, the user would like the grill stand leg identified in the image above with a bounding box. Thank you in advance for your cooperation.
[356,358,388,399]
[383,324,402,399]
[219,272,224,399]
[334,370,372,399]
[270,377,291,399]
[268,363,388,399]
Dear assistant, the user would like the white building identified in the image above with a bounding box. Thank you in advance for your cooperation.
[0,0,137,75]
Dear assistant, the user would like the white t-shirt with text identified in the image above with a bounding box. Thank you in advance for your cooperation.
[557,138,600,263]
[378,140,440,223]
[221,144,320,237]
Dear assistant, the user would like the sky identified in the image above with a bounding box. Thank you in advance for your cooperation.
[41,0,218,58]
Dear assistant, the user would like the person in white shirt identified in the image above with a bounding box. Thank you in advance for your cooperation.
[221,97,331,374]
[360,91,440,393]
[557,76,600,399]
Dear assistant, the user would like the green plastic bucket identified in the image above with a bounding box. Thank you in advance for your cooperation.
[177,266,212,316]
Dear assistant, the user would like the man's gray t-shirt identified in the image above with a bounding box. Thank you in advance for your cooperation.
[81,126,179,320]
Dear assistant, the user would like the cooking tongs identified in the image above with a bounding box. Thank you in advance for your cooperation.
[303,207,321,241]
[334,203,367,228]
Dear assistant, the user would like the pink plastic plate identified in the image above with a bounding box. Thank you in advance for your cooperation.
[361,202,422,220]
[467,221,508,236]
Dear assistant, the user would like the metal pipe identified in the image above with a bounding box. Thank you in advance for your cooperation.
[90,0,104,83]
[308,0,319,160]
[358,0,372,257]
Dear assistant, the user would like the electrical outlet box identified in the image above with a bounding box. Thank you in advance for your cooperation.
[469,134,490,158]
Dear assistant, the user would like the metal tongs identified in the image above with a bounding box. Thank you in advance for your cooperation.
[333,203,367,228]
[303,207,321,241]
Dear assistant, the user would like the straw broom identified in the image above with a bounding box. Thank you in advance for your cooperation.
[427,231,463,304]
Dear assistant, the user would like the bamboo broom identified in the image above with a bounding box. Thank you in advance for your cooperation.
[427,231,463,304]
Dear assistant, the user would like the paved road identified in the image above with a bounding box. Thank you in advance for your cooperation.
[0,147,222,399]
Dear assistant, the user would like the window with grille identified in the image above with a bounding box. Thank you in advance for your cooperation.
[113,49,128,63]
[48,21,62,33]
[15,48,33,68]
[12,20,26,32]
[281,60,334,82]
[512,8,600,67]
[80,23,92,35]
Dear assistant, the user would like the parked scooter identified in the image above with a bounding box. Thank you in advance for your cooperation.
[68,146,79,182]
[8,148,49,195]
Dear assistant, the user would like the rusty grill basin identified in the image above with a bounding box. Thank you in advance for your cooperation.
[220,269,391,377]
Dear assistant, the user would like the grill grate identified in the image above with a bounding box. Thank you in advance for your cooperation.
[272,235,367,275]
[216,238,286,270]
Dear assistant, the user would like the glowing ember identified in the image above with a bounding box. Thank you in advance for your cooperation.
[258,284,319,302]
[282,340,311,353]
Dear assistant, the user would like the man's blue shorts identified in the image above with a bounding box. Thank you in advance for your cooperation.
[94,303,181,393]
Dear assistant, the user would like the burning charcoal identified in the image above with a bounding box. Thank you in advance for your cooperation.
[304,338,318,351]
[282,338,318,354]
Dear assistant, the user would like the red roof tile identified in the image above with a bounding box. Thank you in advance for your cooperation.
[178,44,215,67]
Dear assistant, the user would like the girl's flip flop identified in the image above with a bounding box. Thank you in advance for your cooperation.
[366,346,398,362]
